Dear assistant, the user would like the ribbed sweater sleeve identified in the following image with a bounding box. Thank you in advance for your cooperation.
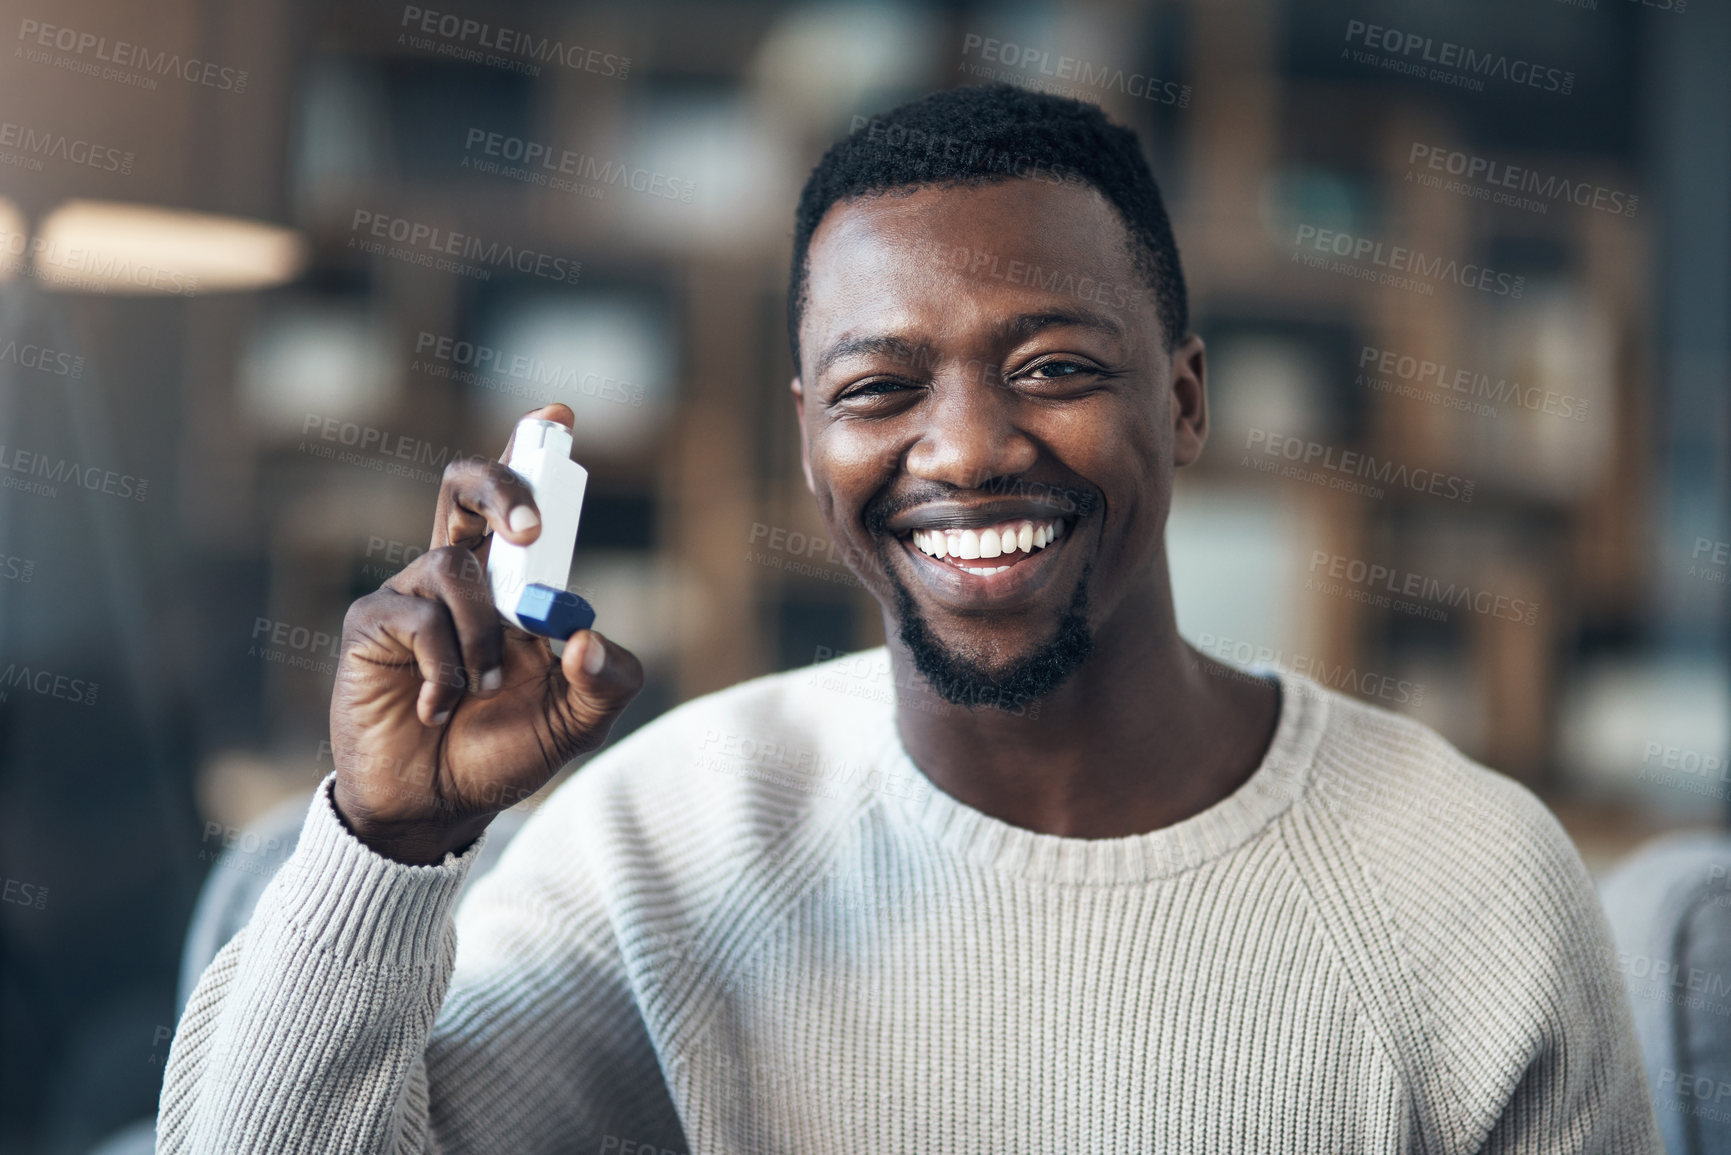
[155,773,688,1154]
[157,775,478,1152]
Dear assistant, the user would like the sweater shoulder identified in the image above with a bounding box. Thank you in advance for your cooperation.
[480,651,900,993]
[1299,682,1583,892]
[1285,678,1620,1144]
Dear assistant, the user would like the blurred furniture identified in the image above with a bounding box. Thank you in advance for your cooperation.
[1602,833,1731,1154]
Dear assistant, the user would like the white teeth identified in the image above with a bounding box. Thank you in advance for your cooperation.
[907,517,1068,565]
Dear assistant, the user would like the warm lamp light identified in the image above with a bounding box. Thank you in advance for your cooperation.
[0,197,26,284]
[30,199,305,295]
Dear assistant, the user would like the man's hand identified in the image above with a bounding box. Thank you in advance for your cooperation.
[328,404,642,864]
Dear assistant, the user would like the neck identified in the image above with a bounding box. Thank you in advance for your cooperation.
[887,569,1280,839]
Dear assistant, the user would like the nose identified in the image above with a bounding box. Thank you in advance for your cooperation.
[903,366,1038,489]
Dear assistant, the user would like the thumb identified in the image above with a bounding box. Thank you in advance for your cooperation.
[558,629,644,746]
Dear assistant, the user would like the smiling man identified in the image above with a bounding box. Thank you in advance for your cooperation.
[161,85,1657,1153]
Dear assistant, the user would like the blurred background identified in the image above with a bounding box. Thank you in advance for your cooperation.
[0,0,1726,1150]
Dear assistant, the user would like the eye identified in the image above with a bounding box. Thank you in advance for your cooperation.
[850,379,911,396]
[836,378,918,404]
[1024,360,1088,379]
[1017,358,1108,386]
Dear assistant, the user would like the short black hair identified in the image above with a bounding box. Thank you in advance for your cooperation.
[787,83,1188,370]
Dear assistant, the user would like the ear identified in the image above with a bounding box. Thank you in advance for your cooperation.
[1168,334,1208,468]
[790,377,816,495]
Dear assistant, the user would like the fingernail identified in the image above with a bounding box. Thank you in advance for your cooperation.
[508,506,539,534]
[480,667,503,693]
[582,634,607,677]
[431,709,452,726]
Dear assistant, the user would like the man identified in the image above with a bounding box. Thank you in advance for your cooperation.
[160,84,1658,1152]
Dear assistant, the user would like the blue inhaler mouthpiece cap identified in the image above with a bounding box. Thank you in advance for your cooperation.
[515,583,596,639]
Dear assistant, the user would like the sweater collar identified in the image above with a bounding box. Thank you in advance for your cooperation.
[879,665,1328,885]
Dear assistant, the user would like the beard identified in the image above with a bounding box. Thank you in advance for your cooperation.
[887,558,1096,713]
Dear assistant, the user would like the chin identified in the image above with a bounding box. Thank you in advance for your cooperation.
[891,561,1096,713]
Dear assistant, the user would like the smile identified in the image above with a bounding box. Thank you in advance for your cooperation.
[904,517,1067,577]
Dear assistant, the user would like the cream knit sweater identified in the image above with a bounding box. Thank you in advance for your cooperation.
[158,653,1660,1153]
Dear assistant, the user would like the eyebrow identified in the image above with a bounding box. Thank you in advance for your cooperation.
[997,308,1124,344]
[813,334,919,380]
[812,309,1125,381]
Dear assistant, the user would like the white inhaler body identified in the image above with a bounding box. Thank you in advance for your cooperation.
[486,417,596,639]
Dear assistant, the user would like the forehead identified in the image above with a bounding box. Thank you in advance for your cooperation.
[800,179,1148,363]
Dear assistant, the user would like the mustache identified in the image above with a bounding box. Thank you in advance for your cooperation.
[862,477,1101,538]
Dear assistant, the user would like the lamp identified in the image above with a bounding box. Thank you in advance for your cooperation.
[0,196,27,283]
[28,199,305,295]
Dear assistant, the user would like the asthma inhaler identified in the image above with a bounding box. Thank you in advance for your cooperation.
[486,417,596,639]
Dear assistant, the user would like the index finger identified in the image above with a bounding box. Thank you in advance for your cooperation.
[430,404,578,552]
[498,403,576,465]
